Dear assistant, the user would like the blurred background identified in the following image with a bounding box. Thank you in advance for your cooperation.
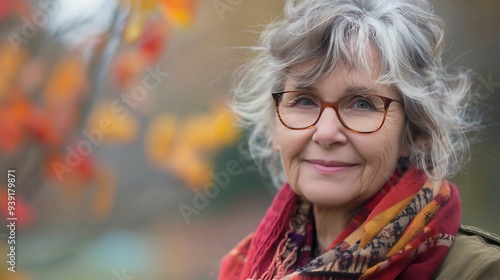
[0,0,498,279]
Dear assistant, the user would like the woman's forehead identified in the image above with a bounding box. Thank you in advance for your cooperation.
[284,62,382,88]
[283,61,401,100]
[283,43,385,84]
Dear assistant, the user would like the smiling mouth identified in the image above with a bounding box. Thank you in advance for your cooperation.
[305,160,356,173]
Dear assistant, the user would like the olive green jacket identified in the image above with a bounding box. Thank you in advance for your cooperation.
[435,225,500,279]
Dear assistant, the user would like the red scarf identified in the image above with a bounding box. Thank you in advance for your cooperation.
[219,167,461,280]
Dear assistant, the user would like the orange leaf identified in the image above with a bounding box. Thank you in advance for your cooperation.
[43,55,88,107]
[0,90,63,148]
[160,0,197,27]
[111,50,148,88]
[0,42,27,100]
[9,91,31,123]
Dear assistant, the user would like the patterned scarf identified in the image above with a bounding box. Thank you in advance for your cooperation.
[219,167,461,280]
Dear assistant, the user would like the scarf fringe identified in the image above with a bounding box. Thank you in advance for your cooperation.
[257,226,298,280]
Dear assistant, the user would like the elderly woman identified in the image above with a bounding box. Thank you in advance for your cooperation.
[219,0,500,279]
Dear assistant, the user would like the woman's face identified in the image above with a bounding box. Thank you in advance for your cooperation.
[274,63,407,211]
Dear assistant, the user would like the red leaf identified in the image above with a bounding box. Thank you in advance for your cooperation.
[44,152,95,184]
[138,20,168,61]
[27,107,63,148]
[0,92,31,153]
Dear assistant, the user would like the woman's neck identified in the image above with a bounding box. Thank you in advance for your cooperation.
[313,205,355,254]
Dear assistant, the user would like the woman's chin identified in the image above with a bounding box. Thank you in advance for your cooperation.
[297,185,354,209]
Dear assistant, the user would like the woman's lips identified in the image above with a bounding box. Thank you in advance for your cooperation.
[306,160,356,173]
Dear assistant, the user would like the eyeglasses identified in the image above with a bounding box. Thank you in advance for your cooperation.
[272,91,403,133]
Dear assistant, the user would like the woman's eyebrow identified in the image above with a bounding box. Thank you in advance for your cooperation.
[289,83,318,93]
[287,84,381,96]
[343,86,378,95]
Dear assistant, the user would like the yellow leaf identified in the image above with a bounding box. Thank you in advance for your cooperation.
[123,12,145,43]
[123,0,163,43]
[210,106,240,147]
[165,144,213,188]
[181,114,216,149]
[145,114,177,166]
[87,101,139,143]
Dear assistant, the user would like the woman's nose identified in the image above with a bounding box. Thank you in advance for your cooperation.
[311,107,348,148]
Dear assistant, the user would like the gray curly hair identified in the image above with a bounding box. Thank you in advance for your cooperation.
[232,0,481,187]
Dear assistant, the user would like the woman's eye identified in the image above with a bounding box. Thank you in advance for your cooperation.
[293,93,321,107]
[347,97,376,110]
[294,96,317,107]
[354,99,373,108]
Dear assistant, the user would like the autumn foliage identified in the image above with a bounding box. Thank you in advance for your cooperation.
[0,0,240,231]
